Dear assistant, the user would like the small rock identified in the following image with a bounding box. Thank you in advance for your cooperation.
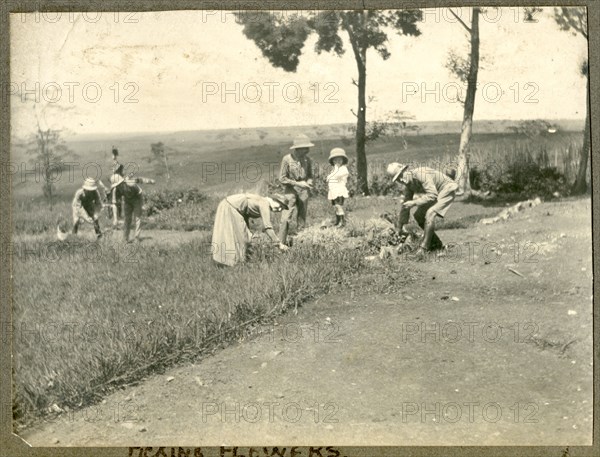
[581,267,586,272]
[568,310,577,316]
[450,270,457,274]
[451,297,460,302]
[194,377,204,386]
[441,296,449,300]
[166,376,175,382]
[50,404,63,413]
[560,233,566,238]
[261,362,268,368]
[139,427,147,432]
[52,438,60,444]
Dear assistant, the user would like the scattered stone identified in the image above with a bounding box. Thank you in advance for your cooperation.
[52,438,60,444]
[49,404,63,413]
[451,297,460,302]
[166,376,175,382]
[568,310,577,316]
[260,362,267,368]
[139,427,147,432]
[441,296,449,300]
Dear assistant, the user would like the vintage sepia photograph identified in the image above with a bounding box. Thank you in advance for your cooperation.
[4,3,594,450]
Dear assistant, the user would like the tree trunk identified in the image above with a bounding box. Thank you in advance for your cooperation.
[346,18,370,196]
[456,8,480,195]
[356,54,369,195]
[572,74,590,194]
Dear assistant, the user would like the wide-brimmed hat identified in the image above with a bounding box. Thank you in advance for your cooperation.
[82,178,98,191]
[328,147,348,165]
[386,162,409,182]
[270,194,290,210]
[290,134,314,150]
[110,174,125,188]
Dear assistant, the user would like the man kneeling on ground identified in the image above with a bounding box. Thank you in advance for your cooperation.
[387,162,459,260]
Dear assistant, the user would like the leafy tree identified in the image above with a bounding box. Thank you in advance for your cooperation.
[445,7,480,195]
[446,7,543,195]
[236,10,423,195]
[554,7,589,194]
[25,123,75,208]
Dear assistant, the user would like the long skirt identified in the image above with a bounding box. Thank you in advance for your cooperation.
[211,199,252,266]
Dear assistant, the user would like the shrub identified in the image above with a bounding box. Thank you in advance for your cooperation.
[472,161,569,198]
[144,188,207,216]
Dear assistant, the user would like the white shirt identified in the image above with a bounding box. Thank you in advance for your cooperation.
[326,165,350,200]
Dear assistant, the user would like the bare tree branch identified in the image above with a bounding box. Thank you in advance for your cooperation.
[448,8,471,33]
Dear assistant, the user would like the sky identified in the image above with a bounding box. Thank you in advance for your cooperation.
[10,7,589,137]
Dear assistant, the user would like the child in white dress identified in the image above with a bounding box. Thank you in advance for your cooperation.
[326,148,350,227]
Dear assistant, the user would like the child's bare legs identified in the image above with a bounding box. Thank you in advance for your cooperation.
[333,197,345,227]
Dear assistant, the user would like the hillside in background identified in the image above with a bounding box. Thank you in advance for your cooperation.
[63,118,585,146]
[10,118,585,200]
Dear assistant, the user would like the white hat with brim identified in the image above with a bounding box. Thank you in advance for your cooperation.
[328,148,348,164]
[290,134,315,150]
[82,178,98,191]
[387,162,409,182]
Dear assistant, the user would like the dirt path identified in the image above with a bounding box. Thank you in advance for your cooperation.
[19,199,593,446]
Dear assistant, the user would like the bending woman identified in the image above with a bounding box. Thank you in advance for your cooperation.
[212,193,290,266]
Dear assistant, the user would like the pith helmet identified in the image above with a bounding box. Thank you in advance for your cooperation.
[290,134,315,150]
[386,162,409,182]
[328,148,348,165]
[82,178,97,191]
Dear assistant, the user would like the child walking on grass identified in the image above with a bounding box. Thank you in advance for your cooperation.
[326,148,350,227]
